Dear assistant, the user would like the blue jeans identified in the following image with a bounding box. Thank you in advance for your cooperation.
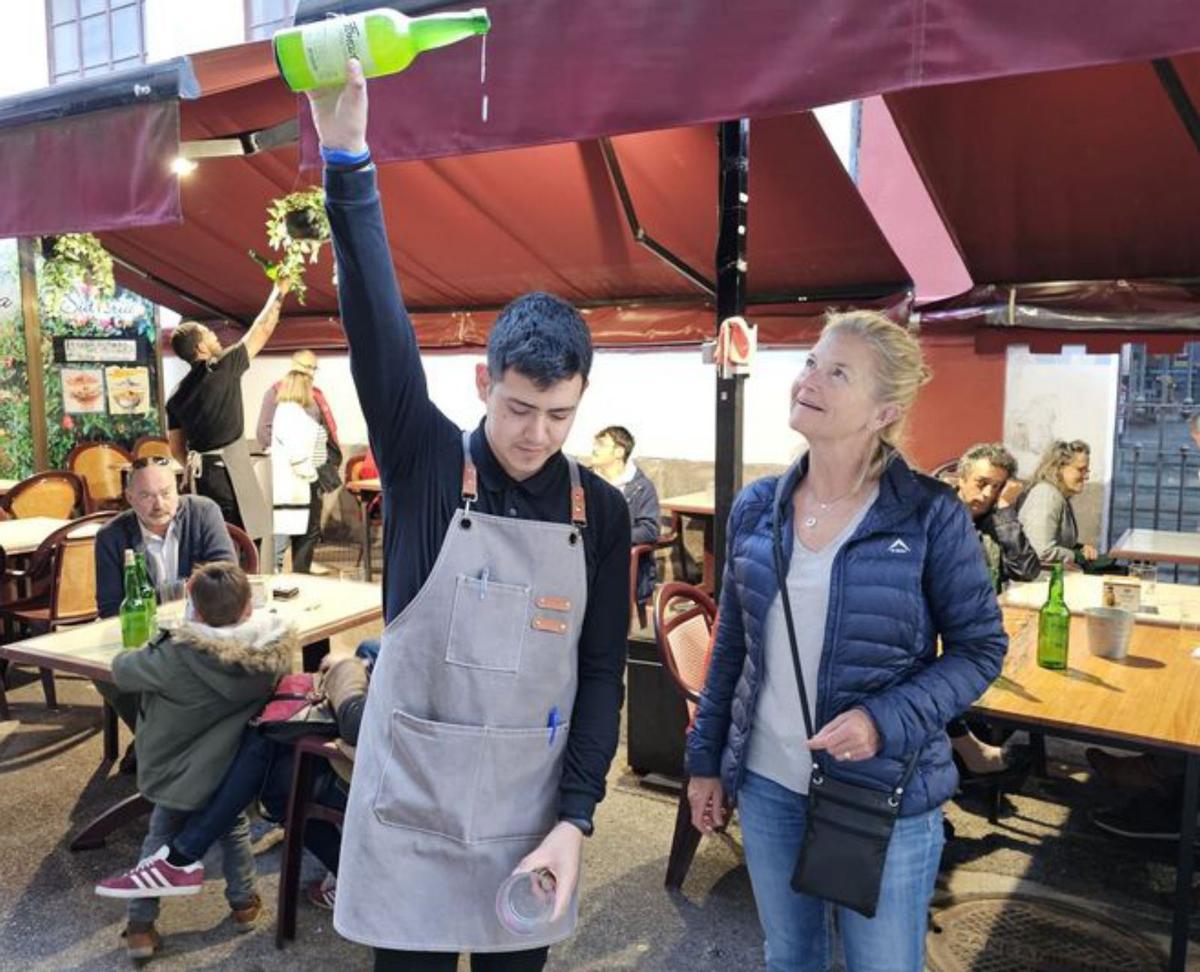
[130,805,256,925]
[173,729,347,875]
[737,770,943,972]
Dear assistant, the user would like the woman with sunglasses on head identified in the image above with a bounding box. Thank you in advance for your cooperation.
[686,310,1006,972]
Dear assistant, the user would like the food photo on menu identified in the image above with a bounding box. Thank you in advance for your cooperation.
[105,366,152,415]
[60,367,105,413]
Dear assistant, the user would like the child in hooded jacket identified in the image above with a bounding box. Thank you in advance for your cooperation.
[95,561,295,961]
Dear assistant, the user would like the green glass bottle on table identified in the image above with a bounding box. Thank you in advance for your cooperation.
[1037,562,1071,670]
[119,550,152,650]
[134,551,158,639]
[273,7,491,92]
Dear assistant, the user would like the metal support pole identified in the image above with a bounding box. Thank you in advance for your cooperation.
[713,120,749,592]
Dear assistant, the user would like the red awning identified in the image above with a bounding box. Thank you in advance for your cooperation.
[296,0,1200,168]
[3,4,1200,344]
[100,100,907,345]
[885,54,1200,284]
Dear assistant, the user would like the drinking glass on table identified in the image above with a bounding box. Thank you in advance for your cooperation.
[1133,562,1158,609]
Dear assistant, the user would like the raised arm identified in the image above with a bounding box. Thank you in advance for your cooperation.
[308,59,441,482]
[236,281,290,361]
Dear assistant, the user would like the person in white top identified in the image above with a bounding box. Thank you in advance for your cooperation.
[270,368,326,572]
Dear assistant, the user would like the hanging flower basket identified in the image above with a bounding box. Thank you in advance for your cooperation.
[262,187,331,304]
[39,233,115,319]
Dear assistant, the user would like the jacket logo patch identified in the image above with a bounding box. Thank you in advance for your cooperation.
[888,539,911,554]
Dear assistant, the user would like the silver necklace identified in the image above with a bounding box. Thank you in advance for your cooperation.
[800,485,858,529]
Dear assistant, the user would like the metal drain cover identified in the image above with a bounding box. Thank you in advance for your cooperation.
[927,896,1165,972]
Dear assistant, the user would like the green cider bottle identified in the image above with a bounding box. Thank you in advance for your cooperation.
[134,551,158,640]
[1037,562,1071,670]
[119,550,152,650]
[273,7,491,92]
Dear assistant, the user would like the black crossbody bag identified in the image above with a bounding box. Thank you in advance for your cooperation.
[771,474,922,918]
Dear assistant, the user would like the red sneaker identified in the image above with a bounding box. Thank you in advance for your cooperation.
[95,845,204,899]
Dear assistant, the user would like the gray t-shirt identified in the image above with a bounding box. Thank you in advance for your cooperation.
[745,487,877,795]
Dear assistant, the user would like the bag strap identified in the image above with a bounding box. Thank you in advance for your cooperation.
[771,472,923,801]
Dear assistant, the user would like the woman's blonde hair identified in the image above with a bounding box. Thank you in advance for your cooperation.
[820,309,932,481]
[277,369,314,408]
[1029,439,1090,496]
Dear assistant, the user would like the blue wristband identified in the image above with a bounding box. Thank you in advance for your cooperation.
[320,145,371,167]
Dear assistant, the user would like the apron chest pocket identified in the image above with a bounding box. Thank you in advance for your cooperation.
[446,573,530,673]
[374,708,568,845]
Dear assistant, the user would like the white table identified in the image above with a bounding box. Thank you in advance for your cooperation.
[1110,528,1200,567]
[1000,572,1200,629]
[0,572,381,683]
[0,517,77,555]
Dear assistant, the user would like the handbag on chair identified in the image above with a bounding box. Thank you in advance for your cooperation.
[771,474,923,918]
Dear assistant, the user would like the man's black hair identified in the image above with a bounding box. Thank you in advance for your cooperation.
[486,292,592,389]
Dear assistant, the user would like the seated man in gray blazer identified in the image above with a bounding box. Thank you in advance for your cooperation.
[94,456,236,768]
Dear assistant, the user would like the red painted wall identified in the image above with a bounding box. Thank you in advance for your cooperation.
[905,327,1006,472]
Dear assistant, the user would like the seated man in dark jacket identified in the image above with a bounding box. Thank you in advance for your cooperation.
[93,457,236,754]
[590,426,661,606]
[956,442,1041,592]
[951,442,1039,780]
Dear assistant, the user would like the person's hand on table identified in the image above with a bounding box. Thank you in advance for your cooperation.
[513,821,583,920]
[808,707,881,762]
[1081,543,1099,561]
[306,58,369,154]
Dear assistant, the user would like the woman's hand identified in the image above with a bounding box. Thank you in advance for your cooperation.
[1080,543,1099,561]
[513,821,584,921]
[808,707,881,762]
[687,776,727,834]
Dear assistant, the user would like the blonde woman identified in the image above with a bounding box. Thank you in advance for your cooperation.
[270,369,327,573]
[686,311,1006,971]
[1017,440,1096,565]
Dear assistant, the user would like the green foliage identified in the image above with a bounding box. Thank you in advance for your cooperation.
[265,187,330,304]
[39,233,115,319]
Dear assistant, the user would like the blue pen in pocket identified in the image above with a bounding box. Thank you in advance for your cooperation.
[546,706,560,746]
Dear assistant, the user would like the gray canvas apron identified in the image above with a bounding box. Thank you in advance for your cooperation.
[335,431,589,952]
[191,437,274,566]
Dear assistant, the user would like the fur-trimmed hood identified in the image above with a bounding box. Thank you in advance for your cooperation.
[170,613,296,675]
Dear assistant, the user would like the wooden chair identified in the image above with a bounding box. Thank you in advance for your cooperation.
[653,581,720,890]
[68,441,134,512]
[929,457,960,484]
[276,735,345,948]
[225,522,260,574]
[132,436,173,462]
[0,511,116,714]
[0,471,86,520]
[630,516,679,629]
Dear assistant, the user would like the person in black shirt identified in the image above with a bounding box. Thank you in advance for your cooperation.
[166,283,288,549]
[309,61,630,970]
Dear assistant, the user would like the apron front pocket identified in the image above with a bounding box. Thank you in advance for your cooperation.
[472,721,570,843]
[446,573,530,673]
[373,708,485,843]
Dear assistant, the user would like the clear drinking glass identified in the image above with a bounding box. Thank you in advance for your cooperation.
[1134,562,1158,608]
[248,575,271,610]
[496,868,557,935]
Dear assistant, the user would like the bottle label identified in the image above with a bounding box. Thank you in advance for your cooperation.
[301,15,378,87]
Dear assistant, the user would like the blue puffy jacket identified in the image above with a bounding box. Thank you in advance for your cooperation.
[685,453,1007,816]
